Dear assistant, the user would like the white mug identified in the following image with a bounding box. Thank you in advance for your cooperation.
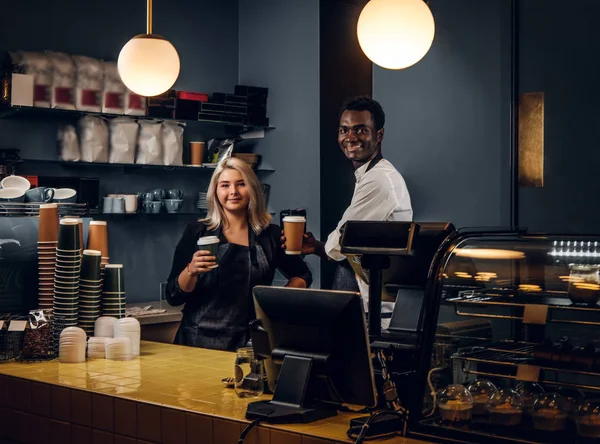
[123,195,138,213]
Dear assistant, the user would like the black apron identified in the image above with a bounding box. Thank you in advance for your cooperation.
[179,228,270,351]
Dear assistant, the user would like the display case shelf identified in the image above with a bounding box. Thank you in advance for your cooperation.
[452,342,600,391]
[447,290,600,326]
[415,417,574,444]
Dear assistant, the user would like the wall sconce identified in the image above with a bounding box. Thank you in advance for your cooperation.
[118,0,180,97]
[357,0,435,70]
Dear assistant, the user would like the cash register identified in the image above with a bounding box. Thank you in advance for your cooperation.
[246,221,456,437]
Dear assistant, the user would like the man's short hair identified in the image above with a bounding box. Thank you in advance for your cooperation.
[339,96,385,130]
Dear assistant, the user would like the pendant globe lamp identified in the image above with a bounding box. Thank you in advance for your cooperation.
[357,0,435,70]
[118,0,180,97]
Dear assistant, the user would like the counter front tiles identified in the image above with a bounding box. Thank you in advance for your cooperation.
[0,341,425,444]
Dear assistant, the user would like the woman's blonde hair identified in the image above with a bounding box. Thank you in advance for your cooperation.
[202,157,271,234]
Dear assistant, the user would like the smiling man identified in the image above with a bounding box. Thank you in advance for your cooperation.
[287,96,413,323]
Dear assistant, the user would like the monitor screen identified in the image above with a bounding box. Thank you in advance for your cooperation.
[340,221,417,255]
[251,286,377,417]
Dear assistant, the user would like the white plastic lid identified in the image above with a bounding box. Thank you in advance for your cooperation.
[105,264,123,269]
[83,249,102,256]
[197,236,220,245]
[40,203,58,209]
[60,218,79,225]
[283,216,306,223]
[90,221,107,226]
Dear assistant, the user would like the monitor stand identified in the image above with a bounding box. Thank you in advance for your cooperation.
[246,354,337,423]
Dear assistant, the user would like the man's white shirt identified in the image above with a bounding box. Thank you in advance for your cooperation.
[324,157,413,320]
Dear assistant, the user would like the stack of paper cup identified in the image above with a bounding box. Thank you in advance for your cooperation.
[87,221,109,280]
[63,216,84,255]
[59,326,86,363]
[38,203,59,309]
[94,316,117,338]
[114,318,141,357]
[87,337,107,359]
[54,219,82,340]
[102,264,126,318]
[105,337,133,361]
[78,249,102,335]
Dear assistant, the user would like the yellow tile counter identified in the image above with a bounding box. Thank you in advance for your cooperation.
[0,341,429,444]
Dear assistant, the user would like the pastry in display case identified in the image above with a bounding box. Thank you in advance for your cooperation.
[531,393,568,431]
[556,386,585,422]
[485,389,524,426]
[437,384,473,424]
[404,228,600,444]
[575,400,600,438]
[466,379,498,415]
[515,381,545,414]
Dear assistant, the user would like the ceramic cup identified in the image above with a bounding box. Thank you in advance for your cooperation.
[54,188,77,203]
[0,175,30,192]
[164,199,183,213]
[25,187,54,203]
[166,189,184,200]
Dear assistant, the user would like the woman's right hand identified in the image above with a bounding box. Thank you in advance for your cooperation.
[187,250,217,276]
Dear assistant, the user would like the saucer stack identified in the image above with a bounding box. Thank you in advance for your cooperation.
[78,250,102,335]
[114,318,141,357]
[53,219,82,334]
[87,337,107,359]
[87,221,109,281]
[105,337,133,361]
[38,203,59,310]
[197,192,208,211]
[94,316,117,338]
[59,326,86,363]
[102,264,126,318]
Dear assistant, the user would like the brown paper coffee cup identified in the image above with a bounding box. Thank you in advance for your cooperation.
[87,221,109,257]
[283,216,306,255]
[38,203,59,242]
[190,141,205,165]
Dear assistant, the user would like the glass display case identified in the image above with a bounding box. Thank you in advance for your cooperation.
[409,228,600,444]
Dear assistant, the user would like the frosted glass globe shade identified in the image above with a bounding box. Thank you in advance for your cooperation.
[357,0,435,70]
[118,35,180,97]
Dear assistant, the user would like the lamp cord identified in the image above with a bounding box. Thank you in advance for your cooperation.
[238,418,261,444]
[147,0,153,34]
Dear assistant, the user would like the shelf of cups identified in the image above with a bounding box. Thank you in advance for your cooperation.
[90,211,205,220]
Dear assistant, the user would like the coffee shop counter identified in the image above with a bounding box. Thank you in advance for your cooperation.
[0,341,426,444]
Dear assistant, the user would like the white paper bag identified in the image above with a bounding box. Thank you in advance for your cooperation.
[162,121,185,166]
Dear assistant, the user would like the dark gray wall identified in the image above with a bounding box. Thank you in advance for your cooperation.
[0,0,239,303]
[319,0,372,289]
[373,0,512,229]
[518,0,600,234]
[238,0,321,287]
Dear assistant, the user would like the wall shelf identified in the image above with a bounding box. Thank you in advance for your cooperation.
[0,105,275,134]
[21,159,276,173]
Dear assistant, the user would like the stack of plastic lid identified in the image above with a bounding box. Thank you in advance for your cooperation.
[59,326,86,363]
[114,318,141,357]
[87,337,107,359]
[105,337,133,361]
[94,316,117,338]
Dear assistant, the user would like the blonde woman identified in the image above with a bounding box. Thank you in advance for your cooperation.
[165,157,312,351]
